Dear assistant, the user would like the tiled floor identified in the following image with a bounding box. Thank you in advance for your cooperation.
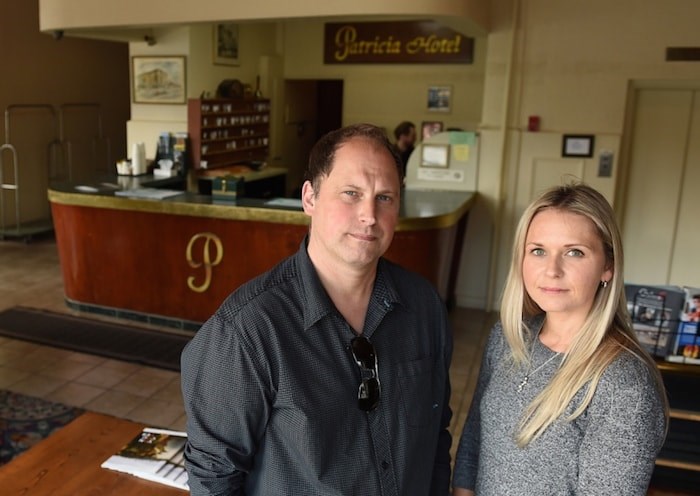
[0,234,691,494]
[0,234,187,430]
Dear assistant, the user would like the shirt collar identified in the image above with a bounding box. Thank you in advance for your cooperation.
[295,236,403,332]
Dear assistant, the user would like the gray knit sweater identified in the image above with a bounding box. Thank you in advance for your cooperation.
[453,319,667,495]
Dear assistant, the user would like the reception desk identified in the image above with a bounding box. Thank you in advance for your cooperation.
[49,182,474,329]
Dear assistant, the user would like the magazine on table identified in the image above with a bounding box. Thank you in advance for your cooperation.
[101,427,189,490]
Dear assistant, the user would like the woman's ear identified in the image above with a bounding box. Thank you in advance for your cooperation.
[602,266,613,285]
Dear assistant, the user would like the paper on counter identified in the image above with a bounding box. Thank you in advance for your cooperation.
[264,198,303,208]
[114,188,183,200]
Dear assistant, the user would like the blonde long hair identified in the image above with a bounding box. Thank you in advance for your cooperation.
[500,183,669,447]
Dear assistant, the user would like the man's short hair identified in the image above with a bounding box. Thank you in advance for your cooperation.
[305,123,403,190]
[393,121,415,141]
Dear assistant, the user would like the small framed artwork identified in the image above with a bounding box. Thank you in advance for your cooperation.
[421,121,443,141]
[213,23,240,66]
[562,134,595,158]
[427,85,452,113]
[131,56,186,104]
[421,144,450,168]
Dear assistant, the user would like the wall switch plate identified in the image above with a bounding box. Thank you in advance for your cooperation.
[598,151,613,177]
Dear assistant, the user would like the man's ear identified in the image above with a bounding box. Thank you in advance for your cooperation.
[301,180,315,213]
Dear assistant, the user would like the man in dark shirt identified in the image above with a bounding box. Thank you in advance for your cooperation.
[393,120,417,178]
[181,123,453,495]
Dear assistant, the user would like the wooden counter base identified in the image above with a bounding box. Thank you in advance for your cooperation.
[50,189,473,324]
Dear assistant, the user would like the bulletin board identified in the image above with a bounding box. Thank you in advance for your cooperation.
[404,131,479,192]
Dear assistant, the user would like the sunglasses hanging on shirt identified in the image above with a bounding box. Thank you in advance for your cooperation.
[350,336,381,411]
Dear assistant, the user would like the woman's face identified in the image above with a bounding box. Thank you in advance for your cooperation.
[522,208,613,325]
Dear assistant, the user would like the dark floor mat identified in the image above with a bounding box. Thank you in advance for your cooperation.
[0,307,192,371]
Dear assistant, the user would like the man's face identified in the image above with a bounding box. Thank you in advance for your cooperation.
[406,127,417,146]
[301,137,401,272]
[405,127,417,147]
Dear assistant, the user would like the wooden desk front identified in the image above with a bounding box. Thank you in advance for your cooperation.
[0,412,185,495]
[49,187,475,324]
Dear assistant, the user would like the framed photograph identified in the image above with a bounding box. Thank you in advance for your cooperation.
[427,85,452,113]
[421,121,443,141]
[421,144,450,168]
[213,23,240,66]
[562,134,595,157]
[131,56,186,104]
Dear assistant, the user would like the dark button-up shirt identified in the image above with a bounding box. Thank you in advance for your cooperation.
[181,237,453,495]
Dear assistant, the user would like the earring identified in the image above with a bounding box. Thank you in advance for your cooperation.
[601,280,609,288]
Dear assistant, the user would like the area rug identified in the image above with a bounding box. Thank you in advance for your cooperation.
[0,307,192,371]
[0,389,84,466]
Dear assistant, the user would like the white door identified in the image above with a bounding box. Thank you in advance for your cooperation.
[621,87,700,287]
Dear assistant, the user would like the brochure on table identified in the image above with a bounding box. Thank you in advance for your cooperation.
[101,427,189,490]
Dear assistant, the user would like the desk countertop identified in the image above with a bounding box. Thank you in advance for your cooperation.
[48,182,475,231]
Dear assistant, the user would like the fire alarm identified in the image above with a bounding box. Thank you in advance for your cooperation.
[528,115,540,132]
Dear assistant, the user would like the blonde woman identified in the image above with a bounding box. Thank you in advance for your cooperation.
[452,183,668,495]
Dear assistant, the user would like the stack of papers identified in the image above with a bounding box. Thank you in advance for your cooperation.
[114,188,183,200]
[264,197,303,208]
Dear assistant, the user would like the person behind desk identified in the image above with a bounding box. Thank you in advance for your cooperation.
[393,121,417,177]
[181,123,454,495]
[452,183,668,496]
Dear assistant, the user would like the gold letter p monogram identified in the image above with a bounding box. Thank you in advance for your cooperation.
[186,233,224,293]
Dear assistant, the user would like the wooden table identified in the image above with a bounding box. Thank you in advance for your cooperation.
[0,412,186,495]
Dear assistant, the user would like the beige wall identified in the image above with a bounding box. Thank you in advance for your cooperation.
[126,23,279,160]
[0,0,128,229]
[30,0,700,311]
[123,18,485,153]
[480,0,700,309]
[281,20,486,133]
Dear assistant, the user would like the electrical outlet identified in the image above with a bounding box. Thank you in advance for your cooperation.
[598,151,613,177]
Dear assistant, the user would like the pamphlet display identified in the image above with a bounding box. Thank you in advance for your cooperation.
[669,286,700,364]
[101,427,189,491]
[625,284,685,358]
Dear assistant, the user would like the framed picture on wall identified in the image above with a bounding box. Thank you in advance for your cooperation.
[131,56,186,104]
[213,23,240,66]
[421,121,443,141]
[421,144,450,168]
[562,134,595,157]
[427,85,452,113]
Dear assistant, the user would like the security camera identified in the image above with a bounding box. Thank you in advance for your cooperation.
[52,30,64,40]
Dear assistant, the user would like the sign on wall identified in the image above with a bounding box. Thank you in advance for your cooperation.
[324,20,474,65]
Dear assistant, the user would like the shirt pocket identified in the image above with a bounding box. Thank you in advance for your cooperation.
[397,356,435,427]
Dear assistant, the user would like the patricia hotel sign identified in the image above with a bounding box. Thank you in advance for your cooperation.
[324,20,474,64]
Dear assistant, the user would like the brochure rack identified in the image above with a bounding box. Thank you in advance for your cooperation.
[626,284,700,488]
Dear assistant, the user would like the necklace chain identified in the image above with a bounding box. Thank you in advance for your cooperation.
[517,332,562,393]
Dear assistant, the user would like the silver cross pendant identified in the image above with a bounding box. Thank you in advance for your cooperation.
[517,376,528,392]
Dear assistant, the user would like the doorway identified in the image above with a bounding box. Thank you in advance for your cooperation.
[619,84,700,287]
[282,79,343,197]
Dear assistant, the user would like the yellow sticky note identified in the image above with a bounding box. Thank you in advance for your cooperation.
[453,145,470,162]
